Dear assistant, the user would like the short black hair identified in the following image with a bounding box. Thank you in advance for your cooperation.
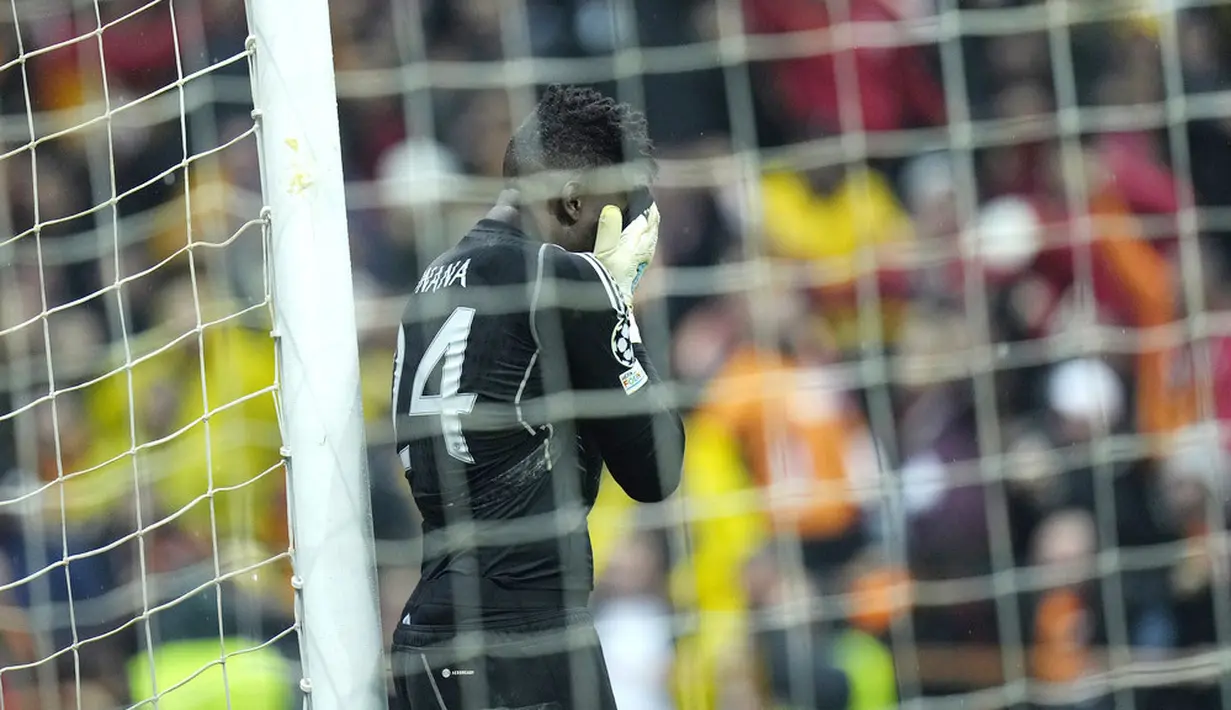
[503,84,655,181]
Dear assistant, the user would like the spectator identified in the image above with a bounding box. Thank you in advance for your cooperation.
[691,294,883,582]
[594,530,676,710]
[1027,509,1102,690]
[743,0,946,135]
[759,152,916,353]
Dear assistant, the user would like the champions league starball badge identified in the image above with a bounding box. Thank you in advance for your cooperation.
[611,314,637,368]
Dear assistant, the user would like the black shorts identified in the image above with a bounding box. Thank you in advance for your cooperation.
[390,608,618,710]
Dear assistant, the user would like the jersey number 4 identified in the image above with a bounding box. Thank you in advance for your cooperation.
[394,307,478,463]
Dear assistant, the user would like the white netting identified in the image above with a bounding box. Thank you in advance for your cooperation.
[0,1,295,708]
[5,0,1231,708]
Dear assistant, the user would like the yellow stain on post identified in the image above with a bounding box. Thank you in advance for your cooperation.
[287,172,314,194]
[284,137,314,194]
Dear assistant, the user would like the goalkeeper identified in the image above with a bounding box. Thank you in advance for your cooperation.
[389,85,684,710]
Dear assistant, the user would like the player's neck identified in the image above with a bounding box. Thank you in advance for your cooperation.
[487,189,533,236]
[486,189,521,223]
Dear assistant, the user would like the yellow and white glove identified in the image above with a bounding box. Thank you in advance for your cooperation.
[594,197,660,308]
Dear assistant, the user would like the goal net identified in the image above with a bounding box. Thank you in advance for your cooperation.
[0,0,382,708]
[3,0,1231,709]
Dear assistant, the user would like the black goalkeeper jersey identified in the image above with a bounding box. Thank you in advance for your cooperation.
[391,218,684,624]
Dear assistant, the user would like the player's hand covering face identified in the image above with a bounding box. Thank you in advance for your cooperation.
[593,190,659,307]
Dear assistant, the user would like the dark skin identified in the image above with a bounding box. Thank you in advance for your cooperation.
[486,180,629,253]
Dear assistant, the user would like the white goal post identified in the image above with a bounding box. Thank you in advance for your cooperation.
[247,0,385,708]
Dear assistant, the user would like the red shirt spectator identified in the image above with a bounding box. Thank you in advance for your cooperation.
[744,0,946,132]
[1096,132,1182,255]
[1098,132,1181,217]
[38,2,202,100]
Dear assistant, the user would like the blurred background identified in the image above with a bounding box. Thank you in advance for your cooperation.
[1,0,1231,708]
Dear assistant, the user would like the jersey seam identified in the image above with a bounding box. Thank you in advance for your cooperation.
[523,244,550,440]
[530,243,550,349]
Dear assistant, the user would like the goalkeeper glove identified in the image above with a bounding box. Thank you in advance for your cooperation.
[594,190,660,307]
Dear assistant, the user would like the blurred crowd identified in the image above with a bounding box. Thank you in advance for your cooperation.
[1,0,1231,708]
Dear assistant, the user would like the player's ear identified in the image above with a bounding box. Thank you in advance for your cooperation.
[556,180,583,226]
[550,198,577,227]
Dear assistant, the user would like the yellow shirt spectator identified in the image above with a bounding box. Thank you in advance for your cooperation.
[760,166,912,279]
[70,291,283,558]
[760,167,914,349]
[669,416,770,710]
[127,637,291,710]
